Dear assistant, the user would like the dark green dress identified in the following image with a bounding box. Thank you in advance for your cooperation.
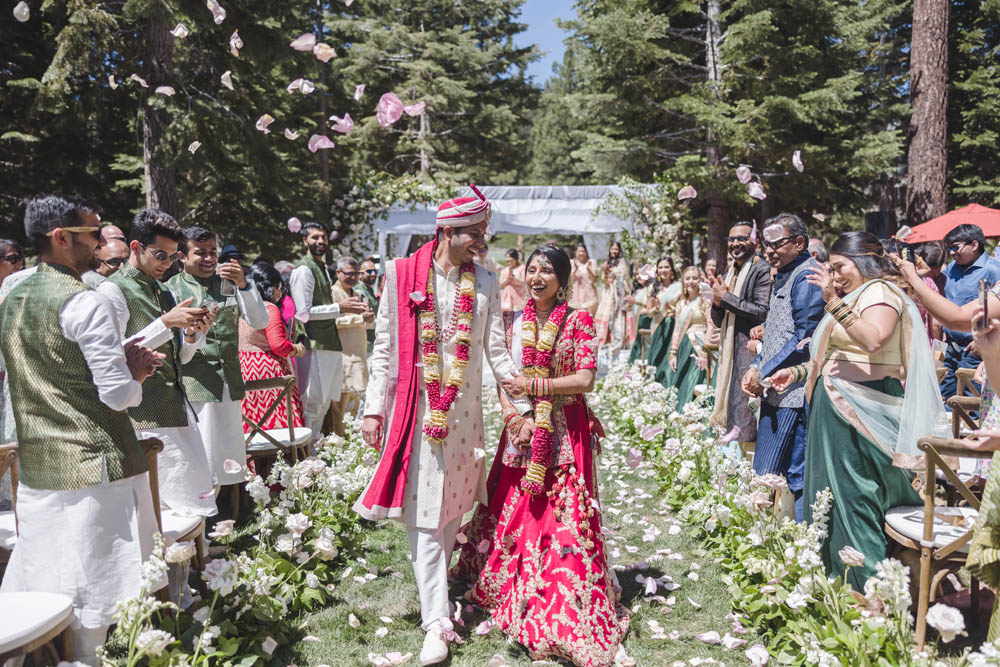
[628,314,653,364]
[648,316,675,386]
[670,333,707,409]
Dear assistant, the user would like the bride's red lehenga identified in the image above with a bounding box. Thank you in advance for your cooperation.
[451,308,628,667]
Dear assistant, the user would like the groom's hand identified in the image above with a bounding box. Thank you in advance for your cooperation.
[516,417,535,449]
[362,415,383,449]
[500,374,528,398]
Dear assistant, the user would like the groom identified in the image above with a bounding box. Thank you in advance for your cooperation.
[356,186,531,665]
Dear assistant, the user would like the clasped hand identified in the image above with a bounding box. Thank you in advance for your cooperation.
[508,416,536,452]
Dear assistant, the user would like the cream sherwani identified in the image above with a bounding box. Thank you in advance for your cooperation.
[358,258,529,628]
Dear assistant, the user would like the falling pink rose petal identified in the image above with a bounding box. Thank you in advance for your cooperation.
[477,539,490,554]
[348,613,360,628]
[455,532,468,544]
[287,78,304,93]
[748,182,767,200]
[376,92,405,128]
[220,71,234,90]
[677,185,697,200]
[795,337,811,351]
[188,141,202,154]
[255,114,275,134]
[13,2,29,22]
[330,113,354,134]
[223,459,243,474]
[108,75,118,90]
[697,631,722,645]
[720,425,740,444]
[812,212,825,222]
[354,84,366,101]
[792,150,804,172]
[736,165,752,184]
[206,0,226,24]
[403,101,426,116]
[284,128,299,140]
[154,85,175,96]
[475,620,493,636]
[287,217,302,233]
[229,29,243,57]
[171,23,189,38]
[626,447,643,468]
[409,291,425,304]
[129,73,148,88]
[313,43,336,63]
[290,32,317,51]
[301,80,316,94]
[307,134,335,153]
[344,0,354,5]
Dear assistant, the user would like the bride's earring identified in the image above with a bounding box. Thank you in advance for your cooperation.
[557,286,567,301]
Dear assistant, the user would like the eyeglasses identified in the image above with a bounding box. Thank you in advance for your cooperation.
[364,269,378,275]
[947,242,968,253]
[762,236,795,251]
[727,235,751,243]
[44,226,101,237]
[101,257,127,268]
[339,270,360,278]
[1,253,23,264]
[138,242,181,263]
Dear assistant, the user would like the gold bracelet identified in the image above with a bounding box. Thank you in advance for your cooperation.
[825,296,844,313]
[838,310,859,328]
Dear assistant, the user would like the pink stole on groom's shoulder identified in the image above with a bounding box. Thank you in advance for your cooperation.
[359,240,436,515]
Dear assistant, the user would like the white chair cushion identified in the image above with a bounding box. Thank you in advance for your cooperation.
[885,505,978,553]
[246,427,313,453]
[161,510,203,545]
[0,511,16,551]
[0,591,74,655]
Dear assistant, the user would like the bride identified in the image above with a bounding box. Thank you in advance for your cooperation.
[452,245,627,666]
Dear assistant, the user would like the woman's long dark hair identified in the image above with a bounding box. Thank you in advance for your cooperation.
[650,256,676,297]
[830,231,902,280]
[525,244,571,291]
[607,241,623,268]
[249,262,284,304]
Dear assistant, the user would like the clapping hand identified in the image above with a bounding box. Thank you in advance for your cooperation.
[709,275,728,306]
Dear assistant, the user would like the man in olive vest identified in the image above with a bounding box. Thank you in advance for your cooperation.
[329,255,373,435]
[97,209,218,522]
[289,222,370,438]
[0,195,163,664]
[167,226,269,487]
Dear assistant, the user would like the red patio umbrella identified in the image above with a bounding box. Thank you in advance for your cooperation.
[904,203,1000,243]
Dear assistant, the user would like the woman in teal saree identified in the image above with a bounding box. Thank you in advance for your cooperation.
[667,266,709,408]
[644,258,681,384]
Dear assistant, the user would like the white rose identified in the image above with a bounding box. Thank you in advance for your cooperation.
[136,629,174,656]
[208,519,235,540]
[246,477,270,504]
[202,558,238,595]
[164,541,197,564]
[837,546,865,568]
[285,512,312,536]
[275,533,298,555]
[925,603,967,642]
[306,573,320,588]
[315,537,338,560]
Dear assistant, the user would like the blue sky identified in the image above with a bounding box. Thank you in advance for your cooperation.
[515,0,577,85]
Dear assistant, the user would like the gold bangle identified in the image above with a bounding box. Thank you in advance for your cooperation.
[825,296,844,313]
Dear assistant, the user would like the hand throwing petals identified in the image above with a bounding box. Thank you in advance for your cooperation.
[229,29,243,57]
[129,73,148,88]
[13,2,29,22]
[313,43,336,63]
[354,83,366,101]
[736,165,752,184]
[287,217,302,233]
[290,32,317,51]
[220,70,234,90]
[284,128,299,140]
[677,185,697,200]
[748,182,767,200]
[206,0,226,24]
[307,134,335,153]
[376,92,405,128]
[170,23,189,38]
[792,149,804,172]
[330,113,354,134]
[403,101,426,116]
[255,114,275,134]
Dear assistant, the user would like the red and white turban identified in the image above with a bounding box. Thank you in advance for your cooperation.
[436,184,491,227]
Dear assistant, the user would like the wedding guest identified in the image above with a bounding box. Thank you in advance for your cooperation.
[476,243,499,272]
[915,243,947,341]
[95,239,129,277]
[709,223,772,446]
[595,241,632,360]
[668,265,711,406]
[770,232,944,589]
[741,214,825,519]
[330,256,372,435]
[358,256,380,353]
[290,222,368,438]
[568,243,599,315]
[239,262,305,431]
[626,265,654,364]
[499,248,527,312]
[703,257,718,280]
[808,238,829,264]
[168,226,270,487]
[0,239,24,286]
[0,195,163,664]
[646,257,682,385]
[453,244,625,665]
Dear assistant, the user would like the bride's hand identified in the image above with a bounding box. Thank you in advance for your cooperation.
[516,417,535,451]
[501,374,528,398]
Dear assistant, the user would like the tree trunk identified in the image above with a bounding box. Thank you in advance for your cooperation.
[142,20,177,217]
[704,0,729,264]
[906,0,949,225]
[419,111,431,175]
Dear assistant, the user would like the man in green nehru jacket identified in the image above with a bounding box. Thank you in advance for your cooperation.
[0,195,163,664]
[167,226,269,488]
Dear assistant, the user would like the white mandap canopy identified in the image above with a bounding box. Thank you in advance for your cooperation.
[376,185,637,262]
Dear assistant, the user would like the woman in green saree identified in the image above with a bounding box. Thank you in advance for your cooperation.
[668,266,709,408]
[770,232,945,590]
[627,265,656,364]
[645,258,681,385]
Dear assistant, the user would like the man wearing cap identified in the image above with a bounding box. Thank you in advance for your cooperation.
[355,187,530,665]
[290,222,370,438]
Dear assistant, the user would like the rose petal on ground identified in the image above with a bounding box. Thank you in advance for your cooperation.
[667,524,681,536]
[722,633,748,649]
[748,182,767,200]
[376,92,405,128]
[677,185,697,200]
[188,141,202,154]
[736,165,752,184]
[455,532,468,544]
[696,631,722,645]
[206,0,226,24]
[644,577,657,596]
[687,597,701,609]
[13,2,30,22]
[154,86,175,96]
[129,73,148,88]
[171,23,189,38]
[792,150,804,172]
[313,43,336,63]
[475,620,493,635]
[403,101,426,116]
[487,656,507,667]
[307,134,335,153]
[255,114,275,134]
[330,113,354,134]
[348,613,360,628]
[379,616,393,624]
[374,627,388,638]
[290,33,317,51]
[220,71,234,90]
[477,538,490,554]
[302,635,320,642]
[745,644,770,665]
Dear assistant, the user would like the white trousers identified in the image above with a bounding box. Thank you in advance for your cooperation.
[191,385,246,486]
[138,406,217,517]
[295,349,343,436]
[407,517,460,630]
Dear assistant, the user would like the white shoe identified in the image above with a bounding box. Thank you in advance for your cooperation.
[420,621,450,665]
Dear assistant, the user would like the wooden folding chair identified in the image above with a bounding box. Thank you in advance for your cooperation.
[0,443,18,577]
[884,435,991,649]
[0,591,74,664]
[704,343,718,385]
[139,438,207,602]
[637,328,651,360]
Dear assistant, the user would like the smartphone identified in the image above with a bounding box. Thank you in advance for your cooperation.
[902,246,915,264]
[977,279,989,330]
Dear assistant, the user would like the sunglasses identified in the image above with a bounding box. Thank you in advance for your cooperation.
[762,236,795,251]
[45,226,101,237]
[364,269,378,275]
[101,257,127,268]
[1,253,23,264]
[947,242,967,253]
[726,235,751,243]
[139,242,181,263]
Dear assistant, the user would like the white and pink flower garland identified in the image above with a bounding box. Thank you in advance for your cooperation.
[519,297,569,494]
[419,263,476,444]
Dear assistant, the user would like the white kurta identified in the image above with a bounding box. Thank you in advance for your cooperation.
[357,259,530,530]
[96,279,216,516]
[0,288,159,630]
